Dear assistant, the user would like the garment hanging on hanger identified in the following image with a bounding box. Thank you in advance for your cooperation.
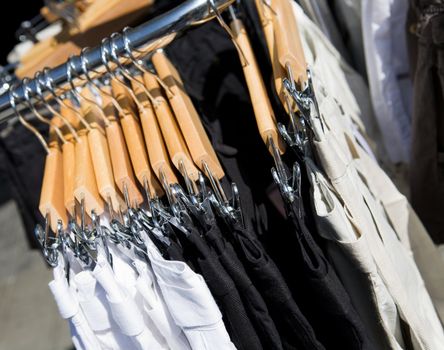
[227,5,377,350]
[291,3,444,344]
[407,0,444,246]
[362,0,412,164]
[4,1,444,350]
[297,25,444,350]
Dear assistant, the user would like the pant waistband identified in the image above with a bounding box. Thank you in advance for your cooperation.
[416,4,444,35]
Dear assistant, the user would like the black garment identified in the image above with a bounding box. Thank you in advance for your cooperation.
[174,220,263,350]
[278,186,376,350]
[407,2,444,243]
[0,122,47,248]
[166,21,290,239]
[165,239,187,262]
[164,13,372,350]
[226,224,325,350]
[205,222,284,350]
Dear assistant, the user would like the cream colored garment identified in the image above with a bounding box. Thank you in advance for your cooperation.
[293,0,444,328]
[295,23,444,343]
[310,90,444,349]
[292,2,383,158]
[306,159,404,350]
[352,139,444,324]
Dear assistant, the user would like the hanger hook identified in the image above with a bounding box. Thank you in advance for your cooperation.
[80,47,126,117]
[101,37,143,112]
[209,1,249,66]
[67,55,110,127]
[79,47,105,86]
[9,83,50,154]
[121,27,174,96]
[100,37,118,79]
[40,68,91,131]
[109,32,157,107]
[22,78,66,144]
[33,71,80,141]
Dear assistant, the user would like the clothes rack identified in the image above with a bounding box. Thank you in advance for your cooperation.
[2,1,444,349]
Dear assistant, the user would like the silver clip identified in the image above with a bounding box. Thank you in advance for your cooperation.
[268,135,302,205]
[211,2,249,66]
[283,68,323,141]
[34,213,59,267]
[91,210,113,268]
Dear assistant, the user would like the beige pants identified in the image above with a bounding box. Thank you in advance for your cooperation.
[294,3,444,347]
[306,158,405,350]
[311,92,444,349]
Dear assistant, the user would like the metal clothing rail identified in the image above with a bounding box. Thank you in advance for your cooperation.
[0,0,235,123]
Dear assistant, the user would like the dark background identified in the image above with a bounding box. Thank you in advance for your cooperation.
[0,2,43,205]
[0,2,43,65]
[0,1,44,222]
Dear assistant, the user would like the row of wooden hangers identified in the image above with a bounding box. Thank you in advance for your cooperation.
[17,0,156,78]
[10,0,308,239]
[19,48,227,233]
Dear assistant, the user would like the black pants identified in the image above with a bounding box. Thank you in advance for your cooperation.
[409,8,444,244]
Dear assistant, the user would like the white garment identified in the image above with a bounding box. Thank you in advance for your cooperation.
[93,255,168,350]
[145,237,236,350]
[306,159,405,350]
[49,263,101,350]
[108,245,171,348]
[74,270,135,350]
[133,260,192,350]
[361,0,412,163]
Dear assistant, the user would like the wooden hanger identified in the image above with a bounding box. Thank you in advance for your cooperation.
[100,86,143,206]
[229,17,286,155]
[13,97,67,232]
[270,0,307,86]
[141,70,199,183]
[79,88,125,212]
[20,79,73,225]
[254,0,289,112]
[63,98,104,217]
[254,0,273,49]
[132,76,179,186]
[111,77,163,198]
[152,51,224,180]
[68,50,145,206]
[16,0,155,78]
[39,123,67,232]
[53,106,77,217]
